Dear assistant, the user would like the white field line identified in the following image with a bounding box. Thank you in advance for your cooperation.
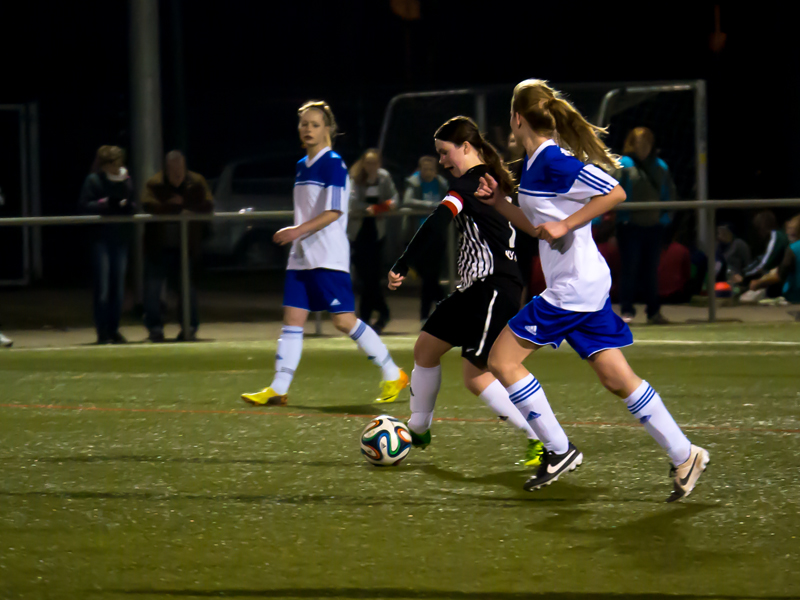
[3,337,800,353]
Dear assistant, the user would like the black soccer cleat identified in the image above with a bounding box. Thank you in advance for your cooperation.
[523,442,583,491]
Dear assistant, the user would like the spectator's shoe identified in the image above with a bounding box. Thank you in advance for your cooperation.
[666,444,710,503]
[739,289,766,303]
[621,313,635,323]
[148,330,165,343]
[0,332,13,348]
[523,442,583,491]
[110,331,128,344]
[374,369,409,403]
[758,296,788,306]
[96,337,111,345]
[372,317,390,335]
[647,313,670,325]
[523,439,545,467]
[408,428,431,449]
[241,387,288,406]
[176,330,197,342]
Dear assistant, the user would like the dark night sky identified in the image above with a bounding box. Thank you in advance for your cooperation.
[0,1,796,279]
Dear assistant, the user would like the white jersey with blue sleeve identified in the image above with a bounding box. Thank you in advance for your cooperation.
[287,146,351,272]
[518,139,620,312]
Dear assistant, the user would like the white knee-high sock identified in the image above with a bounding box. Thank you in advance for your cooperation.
[407,363,440,434]
[479,379,538,440]
[270,326,304,394]
[349,319,401,381]
[625,380,691,465]
[507,374,569,454]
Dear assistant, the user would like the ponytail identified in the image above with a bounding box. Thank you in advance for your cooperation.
[434,115,516,196]
[512,79,621,171]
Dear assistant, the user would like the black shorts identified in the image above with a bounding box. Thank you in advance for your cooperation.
[422,278,522,368]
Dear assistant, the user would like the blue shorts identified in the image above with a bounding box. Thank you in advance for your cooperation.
[508,296,633,360]
[283,268,355,314]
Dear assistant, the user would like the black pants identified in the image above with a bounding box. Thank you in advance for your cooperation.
[617,224,663,318]
[143,249,199,335]
[353,233,389,325]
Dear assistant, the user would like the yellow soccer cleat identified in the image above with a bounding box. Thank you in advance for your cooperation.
[241,387,288,407]
[374,369,410,404]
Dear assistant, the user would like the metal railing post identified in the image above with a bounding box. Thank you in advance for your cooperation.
[315,312,322,335]
[180,216,192,338]
[705,206,717,323]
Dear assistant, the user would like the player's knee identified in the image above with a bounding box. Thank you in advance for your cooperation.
[598,371,626,396]
[486,352,509,381]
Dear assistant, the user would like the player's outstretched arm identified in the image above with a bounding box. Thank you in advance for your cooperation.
[476,174,541,239]
[389,203,453,289]
[273,210,342,245]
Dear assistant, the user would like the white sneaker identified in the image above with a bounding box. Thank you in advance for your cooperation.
[0,332,12,348]
[739,289,766,303]
[667,444,710,503]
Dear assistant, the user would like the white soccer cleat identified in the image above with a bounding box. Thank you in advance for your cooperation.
[667,444,710,503]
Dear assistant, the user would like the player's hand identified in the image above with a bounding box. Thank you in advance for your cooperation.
[273,226,301,246]
[388,271,405,290]
[538,221,570,246]
[366,205,376,216]
[475,174,502,206]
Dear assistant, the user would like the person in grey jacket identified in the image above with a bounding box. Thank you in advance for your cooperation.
[402,156,449,322]
[348,149,398,333]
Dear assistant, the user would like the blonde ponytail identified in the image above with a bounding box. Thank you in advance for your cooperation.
[512,80,621,170]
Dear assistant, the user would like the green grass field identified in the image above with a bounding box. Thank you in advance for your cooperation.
[1,323,799,600]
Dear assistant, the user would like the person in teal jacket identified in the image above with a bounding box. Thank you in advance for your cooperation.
[614,127,677,324]
[748,214,800,304]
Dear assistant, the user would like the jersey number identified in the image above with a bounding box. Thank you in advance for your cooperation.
[506,223,517,261]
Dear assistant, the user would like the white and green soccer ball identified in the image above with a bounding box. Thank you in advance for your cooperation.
[360,415,412,466]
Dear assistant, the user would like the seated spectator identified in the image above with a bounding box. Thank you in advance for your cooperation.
[142,150,213,342]
[716,223,751,295]
[402,156,448,322]
[348,149,398,333]
[748,214,800,303]
[614,127,677,324]
[740,210,789,302]
[78,145,136,344]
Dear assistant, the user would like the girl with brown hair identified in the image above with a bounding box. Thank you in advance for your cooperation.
[389,116,545,467]
[477,80,708,501]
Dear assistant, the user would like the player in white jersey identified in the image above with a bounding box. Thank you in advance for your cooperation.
[242,101,408,406]
[477,80,708,502]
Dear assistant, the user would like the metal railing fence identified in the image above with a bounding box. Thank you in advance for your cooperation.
[2,199,800,335]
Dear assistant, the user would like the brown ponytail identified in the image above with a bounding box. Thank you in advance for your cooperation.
[434,116,516,196]
[512,80,621,170]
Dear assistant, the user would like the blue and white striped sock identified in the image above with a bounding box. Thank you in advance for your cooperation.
[270,325,304,395]
[349,319,400,382]
[625,380,691,465]
[507,374,569,454]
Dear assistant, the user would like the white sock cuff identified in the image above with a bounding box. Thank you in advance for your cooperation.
[281,326,304,337]
[349,319,368,340]
[507,374,542,406]
[413,363,441,374]
[626,380,657,415]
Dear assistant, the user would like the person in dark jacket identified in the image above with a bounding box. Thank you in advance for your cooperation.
[79,145,136,344]
[142,150,214,342]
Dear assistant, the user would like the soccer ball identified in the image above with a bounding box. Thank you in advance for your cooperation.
[360,415,412,466]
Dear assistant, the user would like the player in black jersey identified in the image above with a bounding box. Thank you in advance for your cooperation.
[389,116,544,466]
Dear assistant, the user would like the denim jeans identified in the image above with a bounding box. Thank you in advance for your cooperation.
[617,223,663,318]
[143,249,199,335]
[91,240,129,341]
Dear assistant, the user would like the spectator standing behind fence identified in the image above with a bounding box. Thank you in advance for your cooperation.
[78,146,135,344]
[614,127,676,324]
[739,210,789,303]
[402,156,449,323]
[748,214,800,305]
[348,149,398,334]
[142,150,213,342]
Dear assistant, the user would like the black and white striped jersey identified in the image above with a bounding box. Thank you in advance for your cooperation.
[440,165,522,293]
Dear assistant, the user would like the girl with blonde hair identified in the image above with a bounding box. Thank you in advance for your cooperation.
[477,80,708,501]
